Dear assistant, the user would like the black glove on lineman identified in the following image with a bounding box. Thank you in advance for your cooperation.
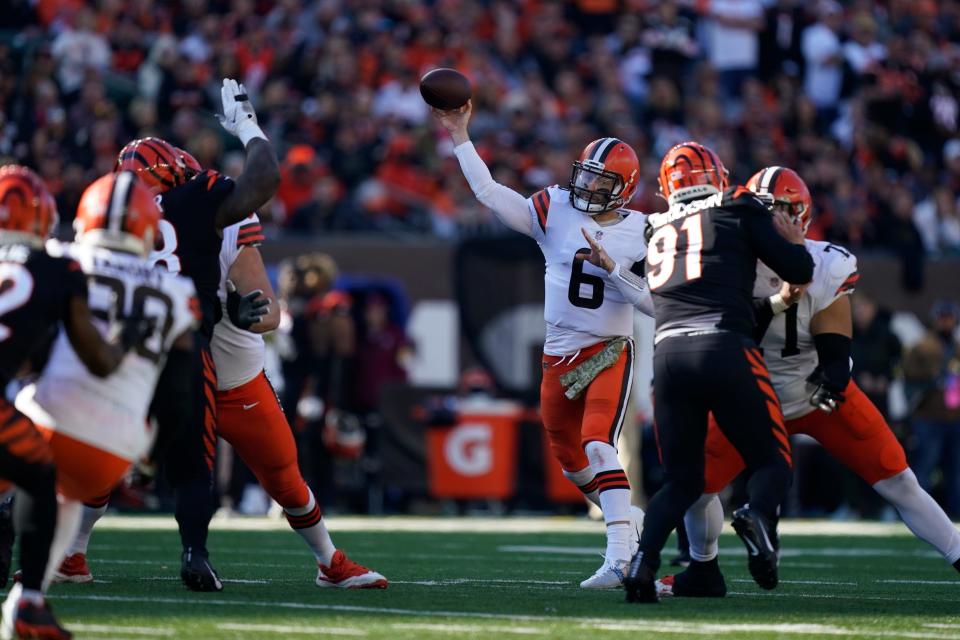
[226,280,269,330]
[806,366,845,414]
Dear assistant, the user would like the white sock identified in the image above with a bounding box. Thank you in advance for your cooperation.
[19,589,43,606]
[285,489,336,565]
[42,498,82,591]
[585,441,632,564]
[874,469,960,564]
[685,493,724,562]
[563,466,600,508]
[68,504,108,556]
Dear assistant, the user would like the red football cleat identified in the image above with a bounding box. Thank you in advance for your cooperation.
[52,554,93,585]
[316,551,388,589]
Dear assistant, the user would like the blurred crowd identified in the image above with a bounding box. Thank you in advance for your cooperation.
[1,0,960,257]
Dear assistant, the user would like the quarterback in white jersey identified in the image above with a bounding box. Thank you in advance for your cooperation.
[435,102,648,589]
[655,167,960,598]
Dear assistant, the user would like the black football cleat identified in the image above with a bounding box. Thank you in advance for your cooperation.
[658,558,727,598]
[731,507,778,590]
[0,498,14,589]
[180,547,223,592]
[624,553,659,604]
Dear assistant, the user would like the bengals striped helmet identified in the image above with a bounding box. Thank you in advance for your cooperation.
[569,138,640,214]
[658,141,729,205]
[74,172,161,256]
[747,166,813,233]
[115,137,199,193]
[0,165,58,246]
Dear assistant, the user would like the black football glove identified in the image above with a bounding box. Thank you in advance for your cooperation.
[117,310,156,353]
[807,367,845,414]
[226,280,269,330]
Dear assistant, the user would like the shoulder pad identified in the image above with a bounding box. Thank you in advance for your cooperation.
[811,241,859,303]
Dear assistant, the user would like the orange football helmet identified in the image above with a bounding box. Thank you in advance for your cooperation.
[115,137,199,193]
[658,141,729,204]
[74,172,161,256]
[747,166,813,233]
[570,138,640,214]
[0,165,58,246]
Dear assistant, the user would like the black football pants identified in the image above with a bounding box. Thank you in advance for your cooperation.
[638,332,792,572]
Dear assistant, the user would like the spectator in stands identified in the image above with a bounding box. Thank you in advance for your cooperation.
[903,300,960,516]
[801,0,845,128]
[851,293,904,418]
[757,0,804,81]
[704,0,764,109]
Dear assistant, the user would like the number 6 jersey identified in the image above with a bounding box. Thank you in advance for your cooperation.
[16,242,198,461]
[529,185,648,355]
[753,240,858,420]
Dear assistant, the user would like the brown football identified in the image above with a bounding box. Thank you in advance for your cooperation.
[419,68,471,110]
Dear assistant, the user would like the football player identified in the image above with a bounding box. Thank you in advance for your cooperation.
[657,168,960,597]
[0,168,152,640]
[434,102,648,589]
[622,143,814,603]
[114,78,280,591]
[60,212,388,589]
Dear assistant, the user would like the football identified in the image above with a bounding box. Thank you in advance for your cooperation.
[419,68,472,110]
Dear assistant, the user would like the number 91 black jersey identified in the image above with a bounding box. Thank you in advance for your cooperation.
[0,243,87,385]
[645,187,814,344]
[151,169,235,339]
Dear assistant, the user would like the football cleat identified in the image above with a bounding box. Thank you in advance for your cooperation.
[1,584,72,640]
[52,554,93,584]
[624,552,658,603]
[180,548,223,592]
[580,557,629,589]
[731,507,779,590]
[0,498,13,589]
[656,558,727,598]
[316,551,388,589]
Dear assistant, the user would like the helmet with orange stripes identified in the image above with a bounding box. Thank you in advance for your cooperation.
[115,137,200,193]
[747,166,813,233]
[0,165,58,247]
[74,172,161,256]
[569,138,640,214]
[658,141,729,205]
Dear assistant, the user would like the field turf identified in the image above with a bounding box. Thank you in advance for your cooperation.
[21,516,960,639]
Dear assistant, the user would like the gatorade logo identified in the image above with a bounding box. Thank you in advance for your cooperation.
[444,423,492,476]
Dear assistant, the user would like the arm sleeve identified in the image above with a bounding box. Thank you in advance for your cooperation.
[609,262,655,318]
[743,210,814,284]
[752,297,776,343]
[813,333,852,392]
[453,141,533,237]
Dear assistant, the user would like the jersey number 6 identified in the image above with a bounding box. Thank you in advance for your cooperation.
[568,248,605,309]
[647,214,704,290]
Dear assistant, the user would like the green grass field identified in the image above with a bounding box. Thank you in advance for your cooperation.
[21,516,960,639]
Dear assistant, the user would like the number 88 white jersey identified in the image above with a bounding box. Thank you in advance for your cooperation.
[529,186,648,356]
[16,241,198,461]
[754,239,858,420]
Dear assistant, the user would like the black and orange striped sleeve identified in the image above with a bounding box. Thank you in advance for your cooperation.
[529,188,551,233]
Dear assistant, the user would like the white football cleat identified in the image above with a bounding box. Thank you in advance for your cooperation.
[628,505,645,558]
[580,557,629,589]
[316,550,388,589]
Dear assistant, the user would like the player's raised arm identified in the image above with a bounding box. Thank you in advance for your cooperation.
[578,227,654,317]
[744,205,814,285]
[213,79,281,230]
[433,101,533,236]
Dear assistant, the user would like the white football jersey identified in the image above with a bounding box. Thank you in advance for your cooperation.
[754,239,858,420]
[211,214,266,391]
[529,186,648,355]
[16,241,198,461]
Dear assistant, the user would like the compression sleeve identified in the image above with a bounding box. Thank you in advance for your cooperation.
[453,141,533,236]
[813,332,852,392]
[610,262,654,318]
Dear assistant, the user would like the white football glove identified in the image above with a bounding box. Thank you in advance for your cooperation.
[217,78,266,146]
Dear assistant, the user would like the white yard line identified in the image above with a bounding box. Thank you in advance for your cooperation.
[392,623,546,635]
[66,623,175,636]
[216,623,366,636]
[729,579,857,586]
[498,544,941,559]
[877,580,960,585]
[587,621,960,639]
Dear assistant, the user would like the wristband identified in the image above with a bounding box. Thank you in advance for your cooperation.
[769,293,790,314]
[237,120,267,146]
